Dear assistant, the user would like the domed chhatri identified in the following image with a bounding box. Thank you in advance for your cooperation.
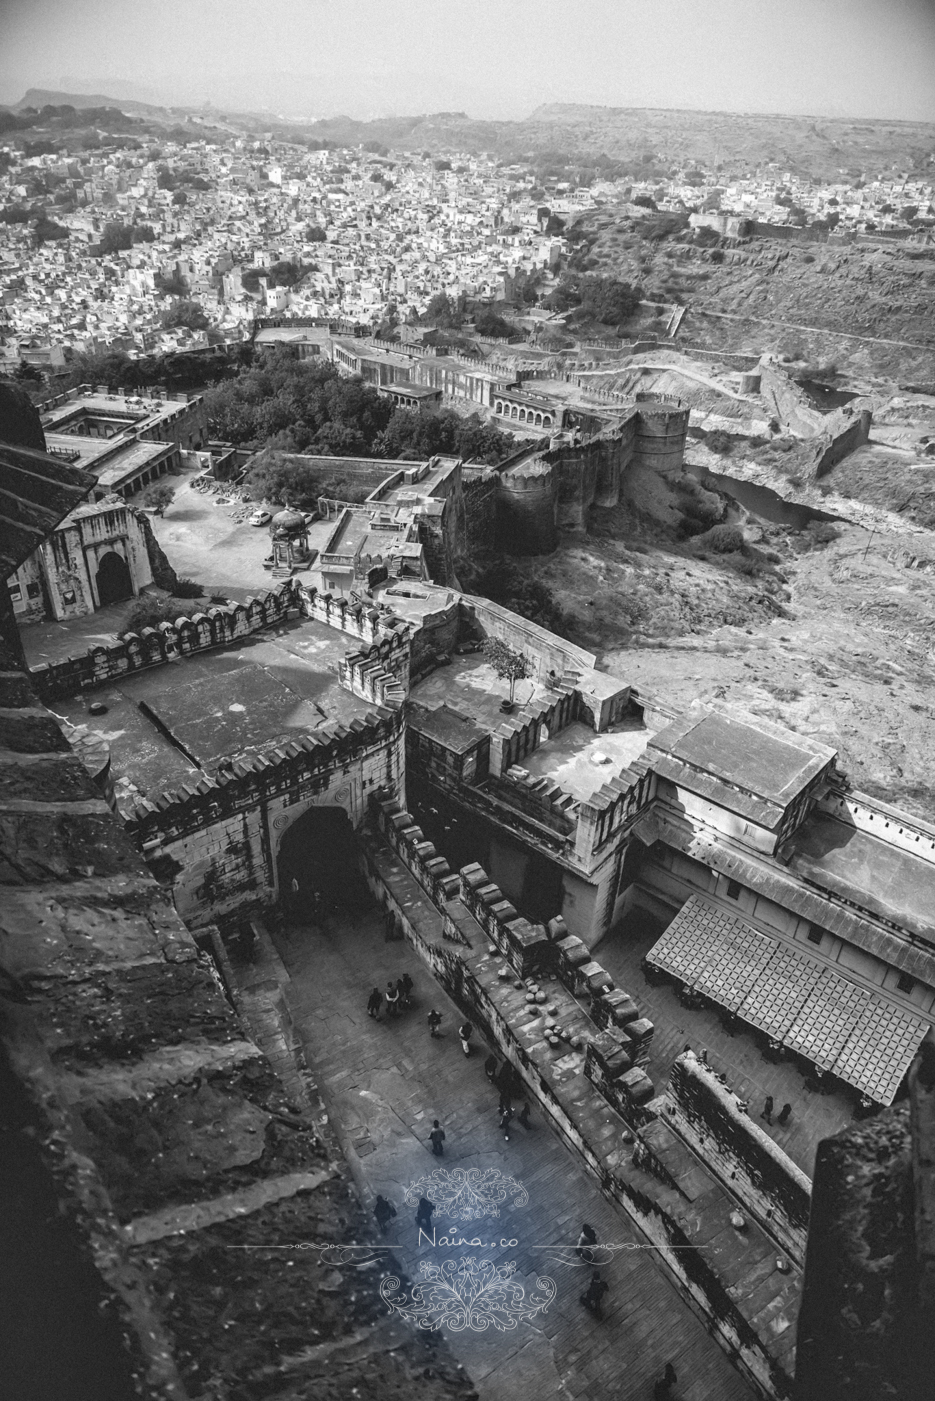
[271,507,307,535]
[268,508,313,572]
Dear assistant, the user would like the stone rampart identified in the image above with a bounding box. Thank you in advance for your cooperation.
[461,468,498,553]
[458,594,595,683]
[812,407,873,478]
[27,580,405,702]
[338,631,409,707]
[659,1053,811,1262]
[488,687,577,776]
[632,399,691,475]
[362,799,797,1399]
[496,459,558,553]
[126,709,406,927]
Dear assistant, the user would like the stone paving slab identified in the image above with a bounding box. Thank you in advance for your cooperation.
[269,905,756,1401]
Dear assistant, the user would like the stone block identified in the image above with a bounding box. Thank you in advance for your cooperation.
[580,961,614,995]
[619,1067,655,1106]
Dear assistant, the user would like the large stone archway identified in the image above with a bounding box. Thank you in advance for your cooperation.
[276,803,370,913]
[95,550,133,606]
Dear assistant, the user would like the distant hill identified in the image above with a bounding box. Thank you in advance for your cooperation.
[15,88,168,116]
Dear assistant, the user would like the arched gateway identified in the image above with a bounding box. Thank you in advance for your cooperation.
[276,804,370,912]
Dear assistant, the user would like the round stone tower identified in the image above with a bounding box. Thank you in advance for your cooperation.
[633,395,691,475]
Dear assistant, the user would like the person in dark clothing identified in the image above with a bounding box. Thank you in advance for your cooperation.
[367,987,382,1019]
[576,1223,597,1263]
[429,1119,446,1156]
[498,1085,512,1115]
[401,972,414,1008]
[458,1021,473,1056]
[415,1197,435,1234]
[395,977,407,1013]
[777,1102,792,1126]
[374,1195,396,1233]
[385,981,399,1018]
[499,1105,513,1141]
[427,1009,442,1037]
[484,1054,499,1082]
[580,1270,608,1319]
[518,1101,531,1130]
[761,1095,774,1125]
[663,1362,677,1386]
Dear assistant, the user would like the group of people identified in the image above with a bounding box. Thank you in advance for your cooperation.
[367,974,414,1021]
[485,1053,532,1140]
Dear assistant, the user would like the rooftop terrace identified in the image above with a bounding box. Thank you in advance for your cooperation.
[49,617,375,802]
[522,716,653,803]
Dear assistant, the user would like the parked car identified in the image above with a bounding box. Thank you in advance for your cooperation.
[249,509,272,527]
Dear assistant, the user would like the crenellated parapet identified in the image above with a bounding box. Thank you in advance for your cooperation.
[126,707,405,847]
[338,631,410,707]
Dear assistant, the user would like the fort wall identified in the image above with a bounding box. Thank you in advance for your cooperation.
[659,1053,811,1263]
[363,799,798,1400]
[126,709,406,927]
[458,593,596,682]
[27,580,404,702]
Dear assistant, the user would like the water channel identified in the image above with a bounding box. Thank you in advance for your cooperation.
[688,463,842,528]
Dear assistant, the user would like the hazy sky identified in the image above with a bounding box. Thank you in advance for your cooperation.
[1,0,934,123]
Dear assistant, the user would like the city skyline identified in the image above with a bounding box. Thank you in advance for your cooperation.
[2,0,935,123]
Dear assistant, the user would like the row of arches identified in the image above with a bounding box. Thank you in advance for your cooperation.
[494,400,553,428]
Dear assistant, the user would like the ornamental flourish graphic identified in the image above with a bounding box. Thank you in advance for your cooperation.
[380,1257,556,1333]
[404,1166,528,1221]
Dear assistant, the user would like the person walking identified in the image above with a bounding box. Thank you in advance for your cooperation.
[498,1085,513,1116]
[395,977,407,1014]
[401,972,414,1009]
[518,1101,532,1130]
[761,1095,774,1125]
[484,1053,499,1083]
[385,981,399,1019]
[427,1009,442,1038]
[576,1223,597,1263]
[663,1362,677,1387]
[777,1102,793,1126]
[429,1119,446,1156]
[415,1196,435,1235]
[374,1194,396,1234]
[367,986,382,1020]
[580,1270,608,1319]
[458,1021,473,1057]
[499,1104,514,1141]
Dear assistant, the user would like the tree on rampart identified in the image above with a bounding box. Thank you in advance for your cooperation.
[484,637,532,708]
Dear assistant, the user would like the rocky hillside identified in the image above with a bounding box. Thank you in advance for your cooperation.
[569,207,935,379]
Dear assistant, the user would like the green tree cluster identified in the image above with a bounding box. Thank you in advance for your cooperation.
[160,299,210,331]
[544,273,641,326]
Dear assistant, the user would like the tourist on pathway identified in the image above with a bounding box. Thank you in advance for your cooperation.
[401,972,414,1008]
[385,981,400,1018]
[580,1270,609,1319]
[427,1009,443,1038]
[374,1195,396,1234]
[415,1196,435,1234]
[576,1223,597,1263]
[777,1102,792,1126]
[653,1361,678,1401]
[395,977,407,1013]
[458,1021,474,1057]
[663,1362,677,1386]
[367,987,382,1020]
[518,1101,532,1130]
[499,1105,514,1141]
[484,1054,499,1083]
[498,1085,513,1116]
[761,1095,774,1125]
[429,1119,446,1156]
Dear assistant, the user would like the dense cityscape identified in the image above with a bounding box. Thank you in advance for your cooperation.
[1,6,935,1398]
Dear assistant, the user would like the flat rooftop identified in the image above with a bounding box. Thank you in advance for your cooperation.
[649,712,834,805]
[786,811,935,945]
[522,717,653,803]
[49,618,375,802]
[411,649,555,734]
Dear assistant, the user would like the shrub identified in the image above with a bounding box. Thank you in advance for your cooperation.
[172,578,204,597]
[122,596,199,634]
[812,522,841,544]
[705,430,733,455]
[698,523,745,554]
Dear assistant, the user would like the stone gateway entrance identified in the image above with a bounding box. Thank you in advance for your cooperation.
[94,550,133,606]
[277,805,369,913]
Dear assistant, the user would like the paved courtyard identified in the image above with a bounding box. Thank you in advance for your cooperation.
[597,910,855,1177]
[265,904,756,1401]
